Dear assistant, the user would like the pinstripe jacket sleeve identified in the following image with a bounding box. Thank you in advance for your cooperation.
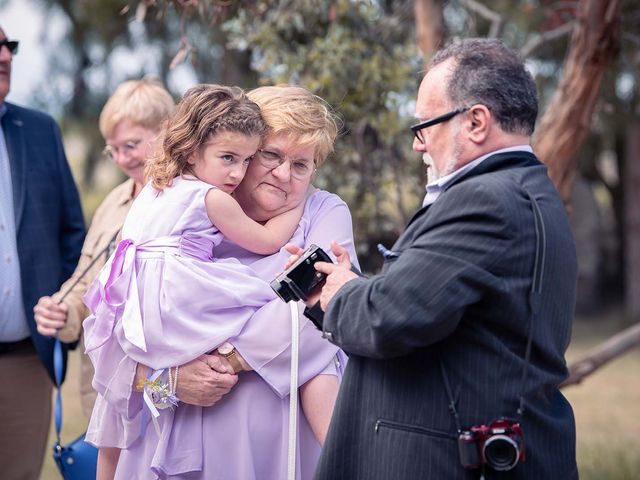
[323,178,514,358]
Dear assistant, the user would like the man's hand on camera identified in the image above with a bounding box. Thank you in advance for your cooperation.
[175,355,239,407]
[314,241,359,310]
[286,242,358,310]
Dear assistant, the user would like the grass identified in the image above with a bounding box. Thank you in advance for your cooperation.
[563,313,640,480]
[39,313,640,479]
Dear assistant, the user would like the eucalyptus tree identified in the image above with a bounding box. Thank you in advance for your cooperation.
[15,0,639,299]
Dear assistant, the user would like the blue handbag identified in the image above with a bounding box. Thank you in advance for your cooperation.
[51,338,98,479]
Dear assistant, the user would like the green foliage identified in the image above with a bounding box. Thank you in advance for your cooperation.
[14,0,638,271]
[221,0,425,269]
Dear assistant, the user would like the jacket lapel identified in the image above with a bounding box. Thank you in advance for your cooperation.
[3,104,26,229]
[445,151,539,190]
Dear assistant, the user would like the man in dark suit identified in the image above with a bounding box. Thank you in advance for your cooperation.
[295,38,578,479]
[0,26,85,479]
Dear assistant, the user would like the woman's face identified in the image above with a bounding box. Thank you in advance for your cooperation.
[233,133,315,222]
[104,119,159,188]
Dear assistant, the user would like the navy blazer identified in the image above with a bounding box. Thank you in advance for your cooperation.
[2,102,85,384]
[316,152,578,479]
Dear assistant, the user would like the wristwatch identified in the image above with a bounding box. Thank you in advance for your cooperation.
[217,342,243,374]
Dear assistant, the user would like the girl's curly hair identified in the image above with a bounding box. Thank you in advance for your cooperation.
[147,84,267,190]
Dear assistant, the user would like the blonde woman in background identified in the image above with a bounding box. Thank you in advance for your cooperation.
[33,78,175,418]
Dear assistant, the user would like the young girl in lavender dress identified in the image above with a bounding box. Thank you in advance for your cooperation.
[83,85,339,479]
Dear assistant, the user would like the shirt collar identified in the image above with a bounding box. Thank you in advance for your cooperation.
[422,145,533,207]
[426,145,533,193]
[0,103,6,120]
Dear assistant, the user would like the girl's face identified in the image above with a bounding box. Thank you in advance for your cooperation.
[188,131,261,194]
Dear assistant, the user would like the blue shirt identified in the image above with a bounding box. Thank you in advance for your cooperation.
[0,102,30,341]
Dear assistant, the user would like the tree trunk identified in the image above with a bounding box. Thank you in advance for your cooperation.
[624,122,640,322]
[561,322,640,388]
[413,0,445,60]
[533,0,621,208]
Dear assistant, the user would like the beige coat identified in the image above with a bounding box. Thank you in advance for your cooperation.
[55,179,135,419]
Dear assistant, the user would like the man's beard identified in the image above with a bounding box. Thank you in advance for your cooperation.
[423,122,463,183]
[423,152,459,183]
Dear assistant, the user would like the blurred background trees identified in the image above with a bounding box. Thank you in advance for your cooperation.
[2,0,639,322]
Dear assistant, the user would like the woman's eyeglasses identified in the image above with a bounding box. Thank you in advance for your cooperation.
[0,40,19,55]
[103,140,143,161]
[256,149,315,180]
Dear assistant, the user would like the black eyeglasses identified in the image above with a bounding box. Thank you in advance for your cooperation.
[411,106,469,143]
[0,40,19,55]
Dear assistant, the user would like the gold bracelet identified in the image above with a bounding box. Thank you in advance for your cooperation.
[135,378,146,392]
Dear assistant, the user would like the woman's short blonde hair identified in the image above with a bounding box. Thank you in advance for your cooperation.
[247,85,340,167]
[99,78,175,139]
[147,84,267,190]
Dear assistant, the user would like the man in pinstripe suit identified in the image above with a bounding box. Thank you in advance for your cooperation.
[0,26,85,479]
[297,39,578,479]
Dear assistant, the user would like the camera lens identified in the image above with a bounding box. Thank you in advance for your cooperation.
[483,435,520,471]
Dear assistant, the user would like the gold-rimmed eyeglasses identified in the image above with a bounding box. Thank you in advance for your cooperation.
[256,149,315,180]
[102,139,143,161]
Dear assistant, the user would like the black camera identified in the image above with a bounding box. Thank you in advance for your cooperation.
[270,244,332,302]
[458,418,525,472]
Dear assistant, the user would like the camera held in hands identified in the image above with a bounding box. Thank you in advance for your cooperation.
[458,418,525,472]
[270,244,332,303]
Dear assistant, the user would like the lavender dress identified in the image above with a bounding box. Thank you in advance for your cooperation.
[84,177,358,480]
[83,176,276,369]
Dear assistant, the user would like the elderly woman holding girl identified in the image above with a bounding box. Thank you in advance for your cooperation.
[84,84,357,480]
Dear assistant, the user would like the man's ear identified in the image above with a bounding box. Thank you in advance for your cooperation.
[467,104,491,144]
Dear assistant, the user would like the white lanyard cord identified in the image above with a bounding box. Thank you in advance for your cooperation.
[287,301,300,480]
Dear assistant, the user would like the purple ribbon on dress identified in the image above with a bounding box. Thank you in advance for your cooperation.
[84,235,213,354]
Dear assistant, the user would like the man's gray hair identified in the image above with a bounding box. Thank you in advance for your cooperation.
[429,38,538,135]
